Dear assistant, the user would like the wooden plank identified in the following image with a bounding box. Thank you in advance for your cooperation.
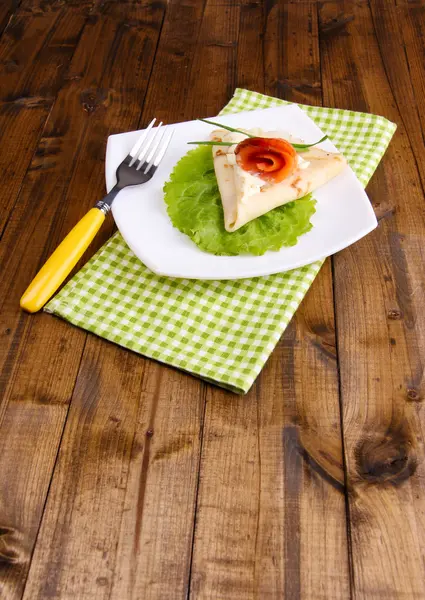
[189,2,350,598]
[21,1,225,599]
[394,0,425,6]
[0,6,74,102]
[264,0,322,104]
[0,7,88,234]
[141,0,207,123]
[22,340,204,600]
[368,0,425,189]
[183,0,240,118]
[236,0,264,92]
[0,4,165,599]
[399,2,425,143]
[319,1,425,598]
[0,403,69,600]
[0,0,19,37]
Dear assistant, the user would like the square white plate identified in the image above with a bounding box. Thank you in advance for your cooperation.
[106,105,377,279]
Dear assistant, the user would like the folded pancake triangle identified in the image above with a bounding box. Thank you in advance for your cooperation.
[211,128,347,232]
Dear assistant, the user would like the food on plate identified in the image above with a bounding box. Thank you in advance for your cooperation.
[164,145,316,256]
[164,119,347,255]
[204,125,347,232]
[235,137,298,183]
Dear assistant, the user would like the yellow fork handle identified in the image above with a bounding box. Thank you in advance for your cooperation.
[20,207,106,313]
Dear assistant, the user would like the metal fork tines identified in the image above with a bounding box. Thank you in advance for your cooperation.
[128,119,173,174]
[96,118,174,214]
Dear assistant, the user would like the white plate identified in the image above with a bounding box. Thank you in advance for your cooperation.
[106,105,377,280]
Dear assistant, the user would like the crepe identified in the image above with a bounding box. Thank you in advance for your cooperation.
[211,128,347,232]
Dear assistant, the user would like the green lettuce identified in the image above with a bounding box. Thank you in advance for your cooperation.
[163,145,316,256]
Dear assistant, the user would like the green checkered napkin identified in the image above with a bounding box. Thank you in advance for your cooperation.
[45,89,396,393]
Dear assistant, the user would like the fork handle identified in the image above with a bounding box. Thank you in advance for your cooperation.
[95,186,121,213]
[20,208,105,313]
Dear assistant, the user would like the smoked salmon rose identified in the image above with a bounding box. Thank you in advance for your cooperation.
[235,137,298,183]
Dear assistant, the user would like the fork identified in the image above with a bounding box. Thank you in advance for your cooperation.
[20,119,173,313]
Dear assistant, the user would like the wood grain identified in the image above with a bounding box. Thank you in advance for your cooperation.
[141,0,206,123]
[0,0,20,38]
[189,3,350,599]
[0,7,87,234]
[23,1,218,598]
[0,3,165,598]
[319,1,425,597]
[369,0,425,190]
[183,0,240,119]
[0,0,425,598]
[1,1,164,418]
[264,0,322,104]
[22,340,204,600]
[400,1,425,151]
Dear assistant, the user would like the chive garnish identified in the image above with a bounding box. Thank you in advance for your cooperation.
[291,135,328,149]
[198,118,255,138]
[189,120,328,150]
[187,141,234,146]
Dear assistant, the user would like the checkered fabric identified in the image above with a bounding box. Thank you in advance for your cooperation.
[45,89,396,393]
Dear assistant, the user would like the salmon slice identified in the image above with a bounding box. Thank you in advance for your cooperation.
[235,137,298,183]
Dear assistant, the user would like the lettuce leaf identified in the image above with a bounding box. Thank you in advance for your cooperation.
[163,145,316,256]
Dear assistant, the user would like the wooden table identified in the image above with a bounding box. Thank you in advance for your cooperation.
[1,0,424,598]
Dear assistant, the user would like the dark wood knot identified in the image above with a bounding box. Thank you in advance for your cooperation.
[276,79,322,101]
[285,425,345,494]
[320,13,355,37]
[355,430,417,486]
[0,526,29,566]
[154,436,193,461]
[375,205,396,222]
[407,388,421,402]
[309,323,336,361]
[388,309,402,320]
[35,136,61,158]
[4,59,19,73]
[151,1,166,12]
[80,89,109,115]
